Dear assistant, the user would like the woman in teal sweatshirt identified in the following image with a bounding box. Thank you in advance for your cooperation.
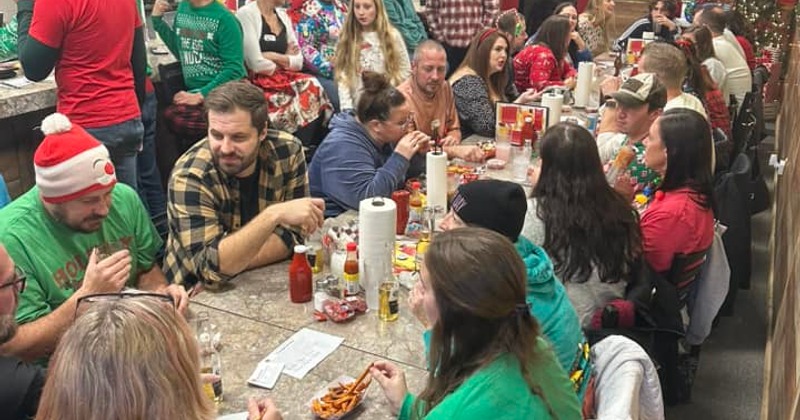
[437,179,592,400]
[371,228,581,419]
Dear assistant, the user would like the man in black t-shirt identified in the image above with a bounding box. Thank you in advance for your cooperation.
[0,244,45,420]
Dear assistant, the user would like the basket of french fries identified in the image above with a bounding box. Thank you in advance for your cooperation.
[310,364,372,419]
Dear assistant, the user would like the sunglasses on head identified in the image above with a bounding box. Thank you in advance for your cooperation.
[74,292,175,319]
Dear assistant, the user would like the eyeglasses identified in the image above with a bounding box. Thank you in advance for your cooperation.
[0,266,26,294]
[74,292,175,319]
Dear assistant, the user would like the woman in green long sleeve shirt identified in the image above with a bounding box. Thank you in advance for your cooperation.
[370,228,582,420]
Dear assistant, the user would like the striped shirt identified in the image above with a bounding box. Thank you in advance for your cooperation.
[164,131,308,286]
[424,0,499,48]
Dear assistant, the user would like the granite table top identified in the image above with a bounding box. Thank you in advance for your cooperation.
[194,306,428,419]
[192,261,428,371]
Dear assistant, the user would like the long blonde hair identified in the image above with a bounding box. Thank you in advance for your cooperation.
[36,298,215,420]
[582,0,614,29]
[334,0,404,86]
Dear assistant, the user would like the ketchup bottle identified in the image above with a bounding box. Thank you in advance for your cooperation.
[289,245,313,303]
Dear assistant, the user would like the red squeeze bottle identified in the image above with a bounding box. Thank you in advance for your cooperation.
[289,245,313,303]
[392,190,410,235]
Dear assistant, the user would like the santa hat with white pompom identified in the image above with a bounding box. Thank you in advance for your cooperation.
[34,113,117,203]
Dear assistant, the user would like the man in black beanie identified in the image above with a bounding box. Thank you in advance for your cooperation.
[421,180,591,392]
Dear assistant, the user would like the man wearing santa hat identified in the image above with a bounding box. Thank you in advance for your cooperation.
[0,113,188,362]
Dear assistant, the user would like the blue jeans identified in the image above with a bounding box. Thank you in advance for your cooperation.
[86,117,144,191]
[137,92,167,225]
[315,75,340,113]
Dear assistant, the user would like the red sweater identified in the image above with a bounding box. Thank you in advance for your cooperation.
[512,44,577,92]
[735,35,756,71]
[641,188,714,273]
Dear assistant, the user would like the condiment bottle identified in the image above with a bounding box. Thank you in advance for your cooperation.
[289,245,313,303]
[343,242,360,296]
[430,119,442,152]
[408,181,424,227]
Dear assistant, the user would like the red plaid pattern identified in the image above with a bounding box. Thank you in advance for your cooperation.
[424,0,499,48]
[705,87,731,140]
[163,103,208,143]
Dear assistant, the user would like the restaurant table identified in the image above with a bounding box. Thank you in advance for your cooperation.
[192,261,430,418]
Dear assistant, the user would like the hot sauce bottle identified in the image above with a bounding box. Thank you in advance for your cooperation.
[343,242,360,296]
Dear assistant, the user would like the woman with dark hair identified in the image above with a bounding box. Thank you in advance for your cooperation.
[371,228,581,419]
[523,122,642,328]
[449,29,539,137]
[726,10,756,71]
[309,72,430,216]
[682,25,726,90]
[675,36,732,142]
[526,3,592,66]
[641,108,714,273]
[514,15,577,92]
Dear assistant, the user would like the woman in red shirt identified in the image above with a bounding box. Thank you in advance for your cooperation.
[513,15,577,92]
[641,109,715,273]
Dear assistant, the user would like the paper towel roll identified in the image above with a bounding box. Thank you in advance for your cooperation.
[542,93,563,128]
[574,62,595,108]
[358,197,397,310]
[426,151,448,218]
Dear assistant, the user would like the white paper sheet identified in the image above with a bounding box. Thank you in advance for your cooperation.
[263,328,344,379]
[247,361,284,389]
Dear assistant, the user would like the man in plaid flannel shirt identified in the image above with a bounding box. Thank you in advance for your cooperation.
[423,0,500,75]
[164,81,324,288]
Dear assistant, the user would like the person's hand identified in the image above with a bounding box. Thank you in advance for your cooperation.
[173,91,204,106]
[654,15,676,32]
[152,0,171,17]
[564,77,577,90]
[370,361,408,415]
[527,162,541,187]
[515,88,542,104]
[268,197,325,235]
[247,397,283,420]
[395,131,430,160]
[613,173,635,202]
[570,31,587,50]
[80,248,131,295]
[440,135,460,147]
[600,76,622,96]
[161,284,189,315]
[408,281,429,328]
[287,43,300,55]
[445,145,484,162]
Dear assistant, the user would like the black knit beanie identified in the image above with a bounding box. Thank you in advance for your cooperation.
[450,180,526,242]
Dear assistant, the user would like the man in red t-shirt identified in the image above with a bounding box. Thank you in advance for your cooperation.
[16,0,147,191]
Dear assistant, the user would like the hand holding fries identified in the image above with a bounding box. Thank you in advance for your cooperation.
[369,361,408,416]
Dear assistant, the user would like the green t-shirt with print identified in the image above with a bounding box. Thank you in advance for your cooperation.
[151,0,245,96]
[0,184,162,325]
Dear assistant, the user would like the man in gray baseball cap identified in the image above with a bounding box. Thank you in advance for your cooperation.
[596,72,667,195]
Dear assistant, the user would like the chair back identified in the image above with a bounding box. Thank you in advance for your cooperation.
[667,248,709,302]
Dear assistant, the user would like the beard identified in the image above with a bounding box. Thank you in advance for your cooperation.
[50,206,106,234]
[0,315,18,345]
[213,151,258,177]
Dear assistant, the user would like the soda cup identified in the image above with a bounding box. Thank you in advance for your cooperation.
[586,113,598,134]
[391,190,410,235]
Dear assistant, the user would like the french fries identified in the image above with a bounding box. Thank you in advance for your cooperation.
[311,364,373,419]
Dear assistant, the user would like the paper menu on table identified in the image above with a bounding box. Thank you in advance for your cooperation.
[263,328,344,379]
